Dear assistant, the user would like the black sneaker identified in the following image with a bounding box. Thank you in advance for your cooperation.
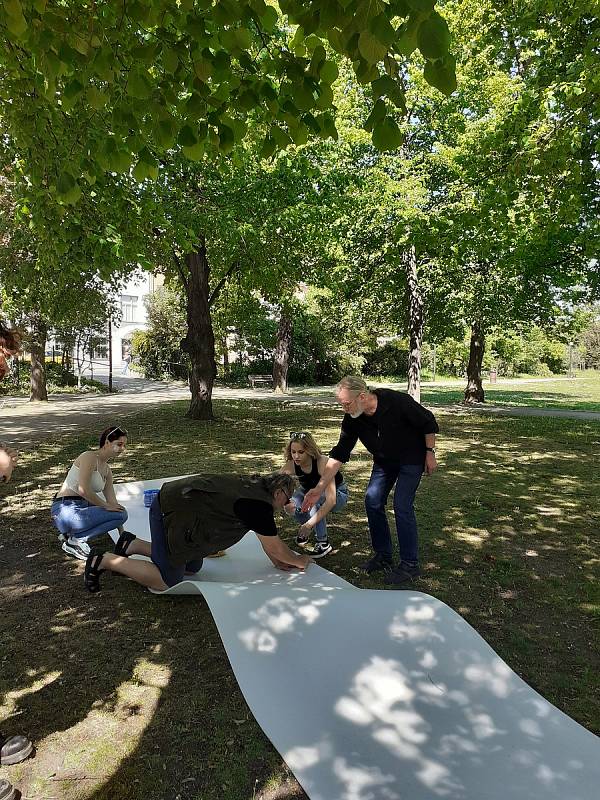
[360,552,393,573]
[0,778,17,800]
[61,538,91,560]
[295,529,310,546]
[384,562,421,586]
[0,733,33,765]
[308,541,332,558]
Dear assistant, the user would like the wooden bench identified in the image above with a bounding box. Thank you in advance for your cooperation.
[248,374,272,389]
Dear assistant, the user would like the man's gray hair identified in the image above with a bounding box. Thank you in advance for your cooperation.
[336,375,369,395]
[261,472,298,497]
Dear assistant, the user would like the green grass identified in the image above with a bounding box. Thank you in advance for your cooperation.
[422,371,600,411]
[1,399,599,800]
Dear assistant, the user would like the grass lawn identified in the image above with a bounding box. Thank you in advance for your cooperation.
[1,398,599,800]
[422,371,600,412]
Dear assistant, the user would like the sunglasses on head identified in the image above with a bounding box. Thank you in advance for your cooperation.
[289,431,308,440]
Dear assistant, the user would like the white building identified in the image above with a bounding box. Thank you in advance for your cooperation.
[109,271,160,367]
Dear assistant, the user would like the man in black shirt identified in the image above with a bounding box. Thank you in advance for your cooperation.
[302,376,438,585]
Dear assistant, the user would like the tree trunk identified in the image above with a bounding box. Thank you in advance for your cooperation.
[272,312,292,393]
[29,313,48,401]
[405,246,423,403]
[464,321,485,403]
[182,242,216,420]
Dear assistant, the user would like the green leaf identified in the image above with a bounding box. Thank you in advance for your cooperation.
[372,117,403,151]
[154,118,177,149]
[33,0,47,12]
[395,15,420,56]
[162,46,179,74]
[133,150,158,181]
[86,86,108,109]
[423,53,457,95]
[6,11,27,37]
[371,74,406,112]
[193,58,213,82]
[289,122,309,145]
[271,125,293,149]
[358,30,388,64]
[292,80,315,111]
[3,0,23,17]
[369,13,397,47]
[320,60,339,84]
[217,123,235,153]
[260,135,276,159]
[364,97,387,132]
[56,171,76,195]
[178,124,198,147]
[234,27,252,50]
[127,71,152,100]
[417,11,451,60]
[260,6,278,32]
[62,78,85,109]
[183,141,205,161]
[315,83,333,109]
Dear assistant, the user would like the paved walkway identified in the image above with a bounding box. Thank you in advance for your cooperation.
[1,375,599,451]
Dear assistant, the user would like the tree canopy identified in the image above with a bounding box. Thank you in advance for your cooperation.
[0,0,455,206]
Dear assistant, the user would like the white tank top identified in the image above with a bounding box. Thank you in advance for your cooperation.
[65,461,106,495]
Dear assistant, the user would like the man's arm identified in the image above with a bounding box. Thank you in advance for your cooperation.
[256,534,311,570]
[424,433,437,475]
[301,457,343,512]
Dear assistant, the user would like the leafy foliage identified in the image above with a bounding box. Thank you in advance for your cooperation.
[0,0,455,204]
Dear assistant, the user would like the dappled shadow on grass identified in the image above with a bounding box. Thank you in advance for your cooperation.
[0,399,599,799]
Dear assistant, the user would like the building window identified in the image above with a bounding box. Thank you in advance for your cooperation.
[121,294,139,322]
[92,338,108,359]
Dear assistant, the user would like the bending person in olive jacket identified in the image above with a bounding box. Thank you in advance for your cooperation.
[84,472,311,593]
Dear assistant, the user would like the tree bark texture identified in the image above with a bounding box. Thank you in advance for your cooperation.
[405,246,423,404]
[464,321,486,403]
[29,313,48,402]
[272,312,292,393]
[182,243,216,420]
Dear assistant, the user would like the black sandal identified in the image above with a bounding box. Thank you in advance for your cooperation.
[84,550,105,593]
[113,531,136,557]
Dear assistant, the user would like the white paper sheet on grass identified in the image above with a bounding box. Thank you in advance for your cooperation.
[115,478,599,800]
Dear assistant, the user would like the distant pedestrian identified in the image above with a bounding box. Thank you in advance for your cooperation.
[121,352,132,375]
[302,376,439,586]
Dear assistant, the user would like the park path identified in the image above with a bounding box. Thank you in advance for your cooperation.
[1,375,599,451]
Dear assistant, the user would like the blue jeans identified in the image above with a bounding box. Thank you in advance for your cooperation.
[51,498,128,542]
[291,483,349,542]
[364,463,423,564]
[149,496,203,587]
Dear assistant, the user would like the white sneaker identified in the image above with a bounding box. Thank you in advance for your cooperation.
[61,538,91,560]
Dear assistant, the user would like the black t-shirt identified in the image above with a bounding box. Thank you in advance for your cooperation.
[233,498,277,537]
[329,388,439,466]
[294,457,343,491]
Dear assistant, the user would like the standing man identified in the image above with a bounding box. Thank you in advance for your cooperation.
[302,376,438,586]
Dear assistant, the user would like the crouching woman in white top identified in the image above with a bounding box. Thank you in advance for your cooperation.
[51,426,129,560]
